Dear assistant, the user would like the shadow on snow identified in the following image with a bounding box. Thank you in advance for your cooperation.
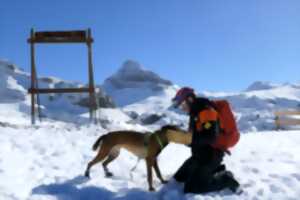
[31,175,167,200]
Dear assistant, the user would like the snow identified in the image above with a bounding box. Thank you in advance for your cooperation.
[0,60,113,124]
[1,59,300,132]
[0,123,300,200]
[100,60,300,132]
[1,59,300,199]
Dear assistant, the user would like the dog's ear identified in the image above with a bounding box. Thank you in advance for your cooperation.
[161,125,179,131]
[160,126,169,132]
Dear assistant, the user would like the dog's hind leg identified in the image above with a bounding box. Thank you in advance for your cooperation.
[84,144,111,178]
[102,147,120,177]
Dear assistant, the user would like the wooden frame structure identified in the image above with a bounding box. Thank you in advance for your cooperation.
[275,111,300,130]
[28,28,97,124]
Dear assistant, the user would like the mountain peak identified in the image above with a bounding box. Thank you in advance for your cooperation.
[245,81,278,91]
[102,60,174,106]
[104,60,172,90]
[118,60,143,75]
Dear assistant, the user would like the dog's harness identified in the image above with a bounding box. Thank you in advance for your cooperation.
[130,132,152,175]
[143,132,166,154]
[154,134,165,150]
[140,132,151,159]
[130,132,166,176]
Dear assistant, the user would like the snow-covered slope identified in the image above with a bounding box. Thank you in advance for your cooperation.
[245,81,279,91]
[0,60,28,102]
[1,59,299,132]
[0,60,33,124]
[203,82,300,131]
[117,81,300,132]
[100,60,300,132]
[0,60,115,124]
[102,60,174,106]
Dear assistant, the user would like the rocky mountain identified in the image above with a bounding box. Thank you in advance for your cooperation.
[1,59,299,132]
[102,60,175,106]
[245,81,279,91]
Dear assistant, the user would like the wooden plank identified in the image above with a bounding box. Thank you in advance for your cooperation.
[28,38,93,43]
[27,30,94,43]
[277,119,300,126]
[28,88,94,94]
[275,111,300,116]
[35,30,86,38]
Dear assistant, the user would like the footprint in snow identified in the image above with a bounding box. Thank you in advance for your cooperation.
[251,168,260,174]
[269,173,280,179]
[257,188,264,196]
[283,160,297,165]
[269,184,285,193]
[279,176,295,187]
[260,178,270,183]
[242,179,256,188]
[242,166,260,174]
[291,173,300,182]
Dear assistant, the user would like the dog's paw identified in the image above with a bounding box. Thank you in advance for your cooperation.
[84,171,90,178]
[105,172,113,177]
[162,180,169,184]
[149,187,155,192]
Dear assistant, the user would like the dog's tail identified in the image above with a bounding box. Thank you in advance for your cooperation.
[92,135,105,151]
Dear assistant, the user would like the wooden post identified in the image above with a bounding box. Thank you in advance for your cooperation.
[275,115,280,130]
[27,29,98,124]
[30,29,36,125]
[87,28,96,123]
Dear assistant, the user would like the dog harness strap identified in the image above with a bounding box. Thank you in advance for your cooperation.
[155,134,164,150]
[144,132,152,156]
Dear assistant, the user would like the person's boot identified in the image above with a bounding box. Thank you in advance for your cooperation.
[223,171,240,193]
[214,170,241,194]
[213,164,226,174]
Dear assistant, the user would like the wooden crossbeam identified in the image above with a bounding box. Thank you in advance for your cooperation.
[275,110,300,129]
[28,87,94,94]
[28,30,93,43]
[275,111,300,116]
[276,119,300,126]
[36,30,86,38]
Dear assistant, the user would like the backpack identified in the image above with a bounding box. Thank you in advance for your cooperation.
[211,100,240,151]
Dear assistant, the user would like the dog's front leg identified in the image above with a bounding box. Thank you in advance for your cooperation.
[153,159,168,184]
[146,157,155,191]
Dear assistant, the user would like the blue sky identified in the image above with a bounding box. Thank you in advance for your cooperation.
[1,0,300,92]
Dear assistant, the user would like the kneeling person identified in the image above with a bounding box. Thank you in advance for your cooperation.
[172,87,240,194]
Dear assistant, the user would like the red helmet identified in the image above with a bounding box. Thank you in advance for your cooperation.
[172,87,195,108]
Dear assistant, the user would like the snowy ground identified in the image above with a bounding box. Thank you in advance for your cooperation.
[1,59,300,199]
[1,122,300,200]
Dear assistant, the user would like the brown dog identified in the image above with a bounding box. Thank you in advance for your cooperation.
[84,125,191,191]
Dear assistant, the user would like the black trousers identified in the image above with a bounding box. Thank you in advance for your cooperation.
[174,150,225,193]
